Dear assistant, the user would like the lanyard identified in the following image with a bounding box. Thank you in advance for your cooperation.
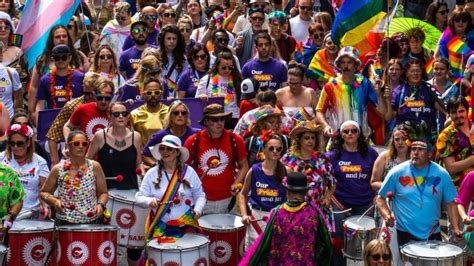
[409,162,431,208]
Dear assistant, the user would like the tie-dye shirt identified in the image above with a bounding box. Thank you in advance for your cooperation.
[0,163,25,219]
[316,74,378,134]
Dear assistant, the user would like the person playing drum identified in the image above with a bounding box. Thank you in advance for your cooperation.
[136,135,206,243]
[377,122,463,247]
[41,130,109,225]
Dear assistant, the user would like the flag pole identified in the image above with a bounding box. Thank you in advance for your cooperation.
[78,2,93,54]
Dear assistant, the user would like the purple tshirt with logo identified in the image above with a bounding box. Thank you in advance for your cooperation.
[177,67,207,98]
[328,147,378,206]
[36,70,85,109]
[241,58,288,91]
[119,45,158,80]
[122,30,159,51]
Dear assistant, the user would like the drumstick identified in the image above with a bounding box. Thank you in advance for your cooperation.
[105,175,124,182]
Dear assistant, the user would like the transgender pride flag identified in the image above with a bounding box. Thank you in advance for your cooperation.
[16,0,80,70]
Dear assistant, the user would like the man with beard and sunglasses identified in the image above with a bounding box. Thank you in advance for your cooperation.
[130,77,170,148]
[436,96,474,188]
[100,2,135,57]
[123,6,159,51]
[119,21,158,80]
[63,81,114,141]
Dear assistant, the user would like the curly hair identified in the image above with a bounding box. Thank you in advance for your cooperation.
[158,25,186,74]
[329,127,369,159]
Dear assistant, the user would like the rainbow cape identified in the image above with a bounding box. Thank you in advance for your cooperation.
[307,49,337,82]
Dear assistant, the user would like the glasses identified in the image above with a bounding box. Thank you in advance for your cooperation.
[215,37,229,43]
[313,33,324,39]
[159,146,175,152]
[96,95,112,101]
[455,17,468,23]
[68,141,88,147]
[132,27,147,34]
[162,12,176,18]
[9,141,25,148]
[172,110,188,116]
[66,24,76,30]
[251,16,265,22]
[370,254,390,261]
[111,111,129,117]
[299,5,311,10]
[193,54,207,61]
[438,9,448,15]
[53,54,69,61]
[99,54,113,60]
[146,90,161,96]
[268,146,283,153]
[117,16,127,22]
[180,27,192,33]
[219,65,234,71]
[144,14,158,20]
[208,117,226,123]
[342,128,359,135]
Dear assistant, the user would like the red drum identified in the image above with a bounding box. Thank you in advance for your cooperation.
[58,224,118,266]
[7,220,55,265]
[107,189,148,248]
[199,214,246,265]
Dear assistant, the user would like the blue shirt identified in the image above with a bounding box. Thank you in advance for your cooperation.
[379,160,457,239]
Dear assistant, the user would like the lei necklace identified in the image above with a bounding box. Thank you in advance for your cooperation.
[63,160,87,198]
[49,67,73,109]
[331,74,364,89]
[211,73,234,105]
[286,151,323,177]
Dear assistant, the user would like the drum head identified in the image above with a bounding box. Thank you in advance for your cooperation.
[344,216,376,230]
[199,214,244,230]
[0,245,6,254]
[109,189,139,203]
[401,241,463,258]
[148,234,209,251]
[59,224,118,232]
[10,220,54,232]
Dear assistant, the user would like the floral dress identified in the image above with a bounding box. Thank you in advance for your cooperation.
[0,163,25,219]
[281,151,335,204]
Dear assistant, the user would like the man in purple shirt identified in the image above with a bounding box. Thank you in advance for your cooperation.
[122,6,159,51]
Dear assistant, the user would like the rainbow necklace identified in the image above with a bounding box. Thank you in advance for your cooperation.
[211,73,234,105]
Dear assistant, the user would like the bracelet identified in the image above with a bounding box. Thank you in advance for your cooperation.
[97,200,106,209]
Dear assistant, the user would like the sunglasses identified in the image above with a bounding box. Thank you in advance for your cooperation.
[370,254,390,261]
[116,16,127,22]
[438,9,448,15]
[208,117,226,123]
[180,28,192,33]
[173,110,188,116]
[268,146,283,153]
[455,17,468,23]
[215,37,229,43]
[53,54,69,61]
[313,33,324,39]
[9,141,25,148]
[251,16,265,22]
[132,27,147,34]
[99,54,113,60]
[96,95,112,101]
[219,65,234,71]
[66,24,76,30]
[159,145,175,152]
[193,54,207,61]
[144,14,158,20]
[68,141,88,147]
[342,128,359,135]
[299,5,311,10]
[111,111,129,117]
[146,90,161,96]
[162,12,176,18]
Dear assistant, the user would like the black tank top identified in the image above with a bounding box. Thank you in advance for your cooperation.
[97,128,138,189]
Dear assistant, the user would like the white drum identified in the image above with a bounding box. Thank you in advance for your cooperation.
[401,241,464,265]
[343,216,377,260]
[0,245,6,265]
[146,233,209,266]
[107,189,148,248]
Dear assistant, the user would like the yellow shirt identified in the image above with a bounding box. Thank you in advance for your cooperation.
[130,104,169,145]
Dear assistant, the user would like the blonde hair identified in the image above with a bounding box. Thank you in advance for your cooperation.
[132,55,161,83]
[83,72,104,88]
[163,100,192,128]
[177,15,193,28]
[363,239,392,266]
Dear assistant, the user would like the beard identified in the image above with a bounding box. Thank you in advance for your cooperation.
[134,37,147,45]
[147,98,159,107]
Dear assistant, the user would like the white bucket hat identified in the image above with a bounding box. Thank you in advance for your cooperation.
[149,135,189,162]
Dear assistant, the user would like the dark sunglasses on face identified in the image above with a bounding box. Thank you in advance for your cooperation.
[68,141,88,147]
[9,141,25,148]
[67,24,76,30]
[53,54,69,61]
[299,5,311,10]
[96,95,112,101]
[162,12,176,18]
[455,17,468,23]
[220,65,234,71]
[99,54,113,60]
[144,14,158,20]
[173,110,188,116]
[193,54,207,61]
[146,90,161,96]
[208,117,226,123]
[313,33,324,39]
[268,146,283,152]
[111,111,129,117]
[342,128,359,135]
[180,28,192,33]
[117,16,127,22]
[370,254,390,261]
[251,16,265,22]
[132,27,147,34]
[159,145,175,152]
[215,37,229,44]
[438,9,448,15]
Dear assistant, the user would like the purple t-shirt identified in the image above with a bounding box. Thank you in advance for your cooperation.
[122,30,159,51]
[241,58,288,91]
[177,67,207,98]
[119,45,158,80]
[120,80,169,102]
[391,82,437,129]
[456,171,474,209]
[328,147,378,206]
[36,70,85,109]
[142,127,200,157]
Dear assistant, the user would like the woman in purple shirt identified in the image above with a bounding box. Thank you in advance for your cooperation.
[177,43,210,98]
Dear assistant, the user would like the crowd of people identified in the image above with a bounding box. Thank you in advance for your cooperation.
[0,0,474,265]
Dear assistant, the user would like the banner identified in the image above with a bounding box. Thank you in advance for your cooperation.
[37,97,224,142]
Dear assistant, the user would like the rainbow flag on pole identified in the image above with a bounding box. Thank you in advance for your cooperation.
[447,36,471,79]
[16,0,80,70]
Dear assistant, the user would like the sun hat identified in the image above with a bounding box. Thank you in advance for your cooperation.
[149,135,189,161]
[198,103,231,126]
[289,120,321,139]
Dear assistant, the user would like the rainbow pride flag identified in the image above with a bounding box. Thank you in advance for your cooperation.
[425,57,434,78]
[307,49,337,82]
[447,36,471,79]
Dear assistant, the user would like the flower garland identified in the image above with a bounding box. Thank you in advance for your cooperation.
[63,160,87,198]
[285,151,325,179]
[49,67,73,109]
[6,124,34,138]
[211,74,234,105]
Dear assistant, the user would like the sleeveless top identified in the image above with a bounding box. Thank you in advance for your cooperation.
[57,159,98,223]
[249,163,286,211]
[97,128,138,189]
[383,157,399,178]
